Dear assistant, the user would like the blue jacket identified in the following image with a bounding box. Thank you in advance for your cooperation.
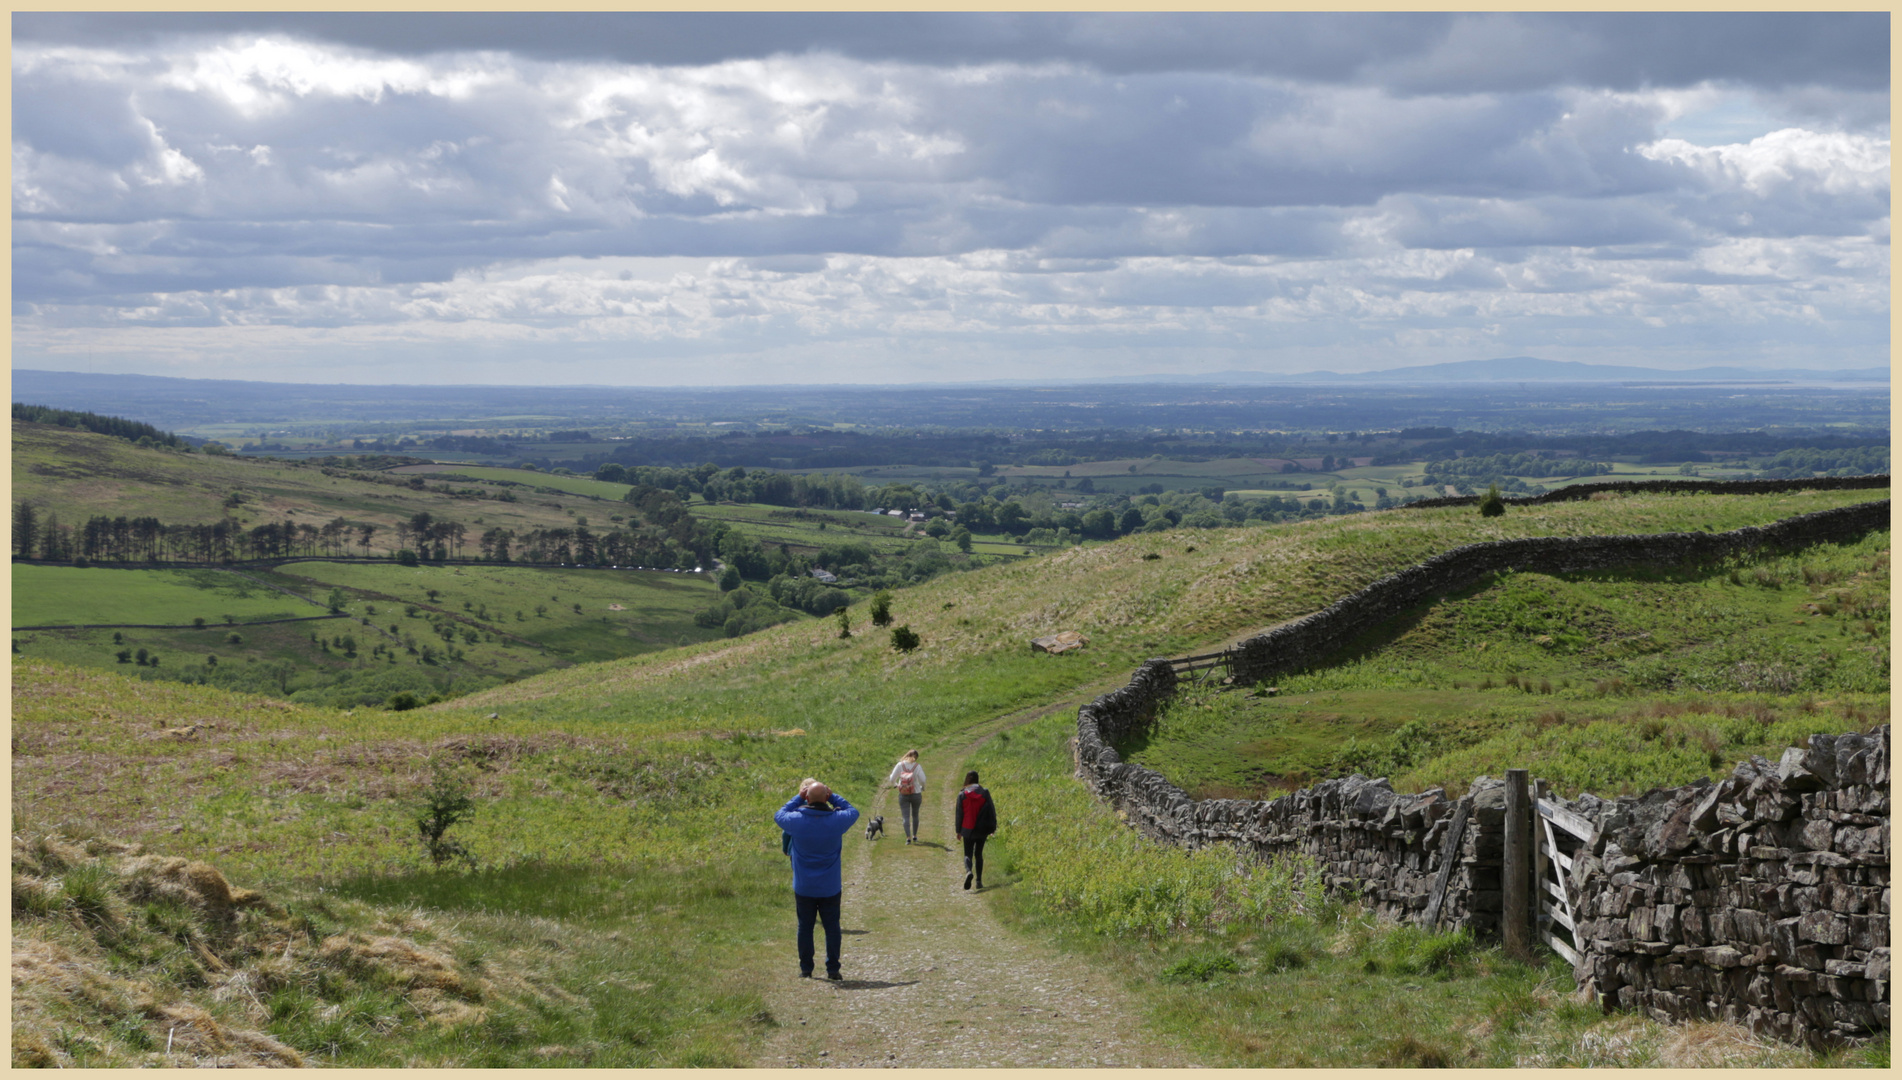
[774,793,860,897]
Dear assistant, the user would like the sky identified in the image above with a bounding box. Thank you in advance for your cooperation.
[10,12,1891,386]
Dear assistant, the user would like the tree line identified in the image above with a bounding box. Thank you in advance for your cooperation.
[14,403,183,448]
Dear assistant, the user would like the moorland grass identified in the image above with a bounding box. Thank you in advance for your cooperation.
[9,836,772,1067]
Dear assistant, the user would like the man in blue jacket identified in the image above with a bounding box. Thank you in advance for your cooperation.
[773,780,860,980]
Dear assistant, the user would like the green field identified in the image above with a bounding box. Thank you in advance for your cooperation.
[11,561,735,708]
[13,486,1889,1068]
[11,565,319,627]
[276,561,727,663]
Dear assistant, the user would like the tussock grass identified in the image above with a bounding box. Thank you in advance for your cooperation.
[9,836,769,1067]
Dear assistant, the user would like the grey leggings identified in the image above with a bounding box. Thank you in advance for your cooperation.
[896,792,923,839]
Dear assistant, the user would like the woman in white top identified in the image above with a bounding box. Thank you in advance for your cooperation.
[887,750,926,845]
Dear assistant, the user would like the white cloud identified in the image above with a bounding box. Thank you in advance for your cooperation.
[1639,129,1890,197]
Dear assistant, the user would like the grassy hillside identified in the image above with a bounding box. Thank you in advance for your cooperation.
[1129,528,1889,800]
[13,486,1888,1066]
[16,486,1883,889]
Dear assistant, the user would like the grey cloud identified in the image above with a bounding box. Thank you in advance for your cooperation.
[13,13,1886,90]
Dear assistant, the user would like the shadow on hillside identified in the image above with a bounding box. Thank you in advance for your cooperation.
[831,978,920,991]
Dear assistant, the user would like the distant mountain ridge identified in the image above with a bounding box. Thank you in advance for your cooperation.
[1098,358,1889,385]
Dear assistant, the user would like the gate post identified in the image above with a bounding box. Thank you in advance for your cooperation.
[1502,768,1532,959]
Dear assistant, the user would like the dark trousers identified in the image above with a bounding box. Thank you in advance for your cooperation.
[794,891,842,975]
[962,834,987,883]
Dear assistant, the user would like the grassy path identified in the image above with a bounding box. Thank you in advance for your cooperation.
[752,688,1198,1068]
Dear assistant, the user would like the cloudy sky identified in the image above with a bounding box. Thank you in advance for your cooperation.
[11,13,1890,385]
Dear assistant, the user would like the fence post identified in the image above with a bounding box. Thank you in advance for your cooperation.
[1502,768,1531,959]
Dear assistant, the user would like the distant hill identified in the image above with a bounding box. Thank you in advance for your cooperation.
[1097,358,1890,385]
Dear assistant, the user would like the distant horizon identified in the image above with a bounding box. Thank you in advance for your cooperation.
[10,356,1890,393]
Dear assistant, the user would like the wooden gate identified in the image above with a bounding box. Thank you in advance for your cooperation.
[1167,650,1231,682]
[1533,796,1593,967]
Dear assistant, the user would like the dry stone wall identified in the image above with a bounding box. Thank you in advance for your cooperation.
[1565,728,1889,1048]
[1072,500,1890,1047]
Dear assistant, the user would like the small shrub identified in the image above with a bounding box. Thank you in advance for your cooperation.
[1258,925,1326,972]
[387,692,420,712]
[890,625,920,652]
[413,759,478,868]
[1161,952,1240,983]
[835,607,852,639]
[869,590,894,627]
[1478,485,1505,517]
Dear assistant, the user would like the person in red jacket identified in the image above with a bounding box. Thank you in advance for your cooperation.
[952,770,997,891]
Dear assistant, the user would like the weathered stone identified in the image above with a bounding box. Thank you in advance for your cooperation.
[1778,747,1825,794]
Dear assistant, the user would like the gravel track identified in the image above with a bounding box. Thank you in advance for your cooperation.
[753,705,1198,1068]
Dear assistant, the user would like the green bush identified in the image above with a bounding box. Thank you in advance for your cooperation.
[1161,952,1240,982]
[412,759,478,867]
[890,625,920,652]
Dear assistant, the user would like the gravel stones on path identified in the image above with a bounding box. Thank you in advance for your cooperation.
[754,743,1196,1069]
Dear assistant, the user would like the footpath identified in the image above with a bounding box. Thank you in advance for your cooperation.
[752,702,1197,1068]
